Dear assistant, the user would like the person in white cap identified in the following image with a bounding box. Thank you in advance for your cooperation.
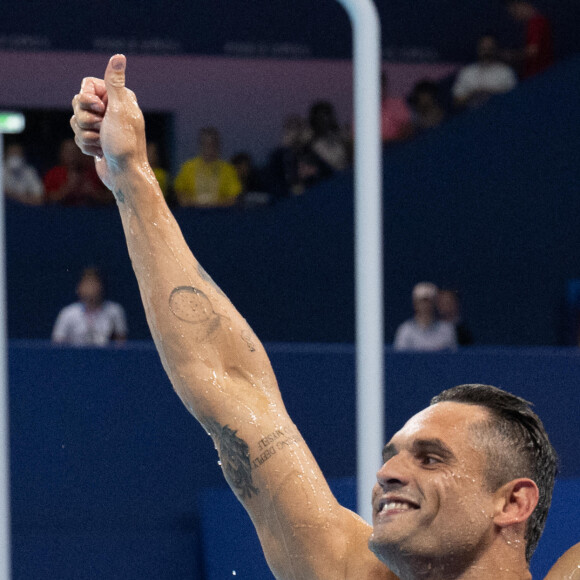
[393,282,457,351]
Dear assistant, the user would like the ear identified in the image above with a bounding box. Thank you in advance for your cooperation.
[493,478,539,528]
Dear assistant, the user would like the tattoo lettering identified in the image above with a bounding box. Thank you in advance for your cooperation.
[197,263,225,296]
[168,286,221,342]
[113,188,125,203]
[252,428,300,470]
[205,418,259,500]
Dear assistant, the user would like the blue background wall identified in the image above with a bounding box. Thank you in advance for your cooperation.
[7,56,580,346]
[9,342,580,579]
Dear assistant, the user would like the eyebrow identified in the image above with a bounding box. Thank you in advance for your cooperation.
[382,442,397,463]
[413,438,456,461]
[381,438,456,463]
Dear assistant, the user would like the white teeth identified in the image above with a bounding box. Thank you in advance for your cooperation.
[381,501,413,513]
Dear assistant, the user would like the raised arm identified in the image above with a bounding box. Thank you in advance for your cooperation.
[71,55,394,580]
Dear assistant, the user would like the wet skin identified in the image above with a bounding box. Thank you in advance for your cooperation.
[370,403,500,576]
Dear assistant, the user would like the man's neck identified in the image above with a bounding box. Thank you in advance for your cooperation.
[385,543,532,580]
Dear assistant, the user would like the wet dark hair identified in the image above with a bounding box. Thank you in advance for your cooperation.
[430,384,558,562]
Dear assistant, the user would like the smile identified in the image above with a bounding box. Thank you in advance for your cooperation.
[376,496,420,518]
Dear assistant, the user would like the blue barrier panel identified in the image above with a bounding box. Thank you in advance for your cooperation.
[8,342,580,578]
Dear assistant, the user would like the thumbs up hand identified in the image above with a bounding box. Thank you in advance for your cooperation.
[71,55,148,192]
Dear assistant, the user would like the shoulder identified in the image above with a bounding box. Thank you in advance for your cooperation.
[60,302,82,315]
[433,321,456,341]
[179,159,198,172]
[492,63,517,76]
[55,302,83,322]
[544,542,580,579]
[436,320,455,332]
[458,63,478,76]
[396,319,415,333]
[531,13,551,26]
[218,160,237,172]
[103,301,126,315]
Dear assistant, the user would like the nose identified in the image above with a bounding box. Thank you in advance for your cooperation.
[376,452,411,489]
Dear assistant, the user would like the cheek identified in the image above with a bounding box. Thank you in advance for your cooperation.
[441,470,494,523]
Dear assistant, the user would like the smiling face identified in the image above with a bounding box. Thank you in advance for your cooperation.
[369,402,497,575]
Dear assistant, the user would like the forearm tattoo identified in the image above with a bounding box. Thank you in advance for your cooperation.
[168,286,221,342]
[205,418,259,500]
[251,428,300,470]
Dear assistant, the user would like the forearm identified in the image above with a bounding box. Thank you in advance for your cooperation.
[112,161,275,419]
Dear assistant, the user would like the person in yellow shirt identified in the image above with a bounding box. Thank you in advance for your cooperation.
[174,127,242,207]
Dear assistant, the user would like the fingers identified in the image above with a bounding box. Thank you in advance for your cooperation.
[71,76,107,158]
[78,77,107,112]
[73,106,102,131]
[70,114,103,158]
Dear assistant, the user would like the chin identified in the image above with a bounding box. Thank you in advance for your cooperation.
[369,531,400,562]
[368,535,408,577]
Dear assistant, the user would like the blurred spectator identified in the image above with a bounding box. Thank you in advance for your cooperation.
[408,81,447,135]
[52,267,128,347]
[380,71,412,144]
[230,152,270,207]
[3,143,44,205]
[502,0,554,79]
[436,289,474,346]
[146,142,170,200]
[453,34,518,109]
[174,127,242,207]
[304,100,349,173]
[393,282,457,351]
[44,138,113,206]
[264,115,308,198]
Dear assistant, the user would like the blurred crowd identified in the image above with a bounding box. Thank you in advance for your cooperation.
[3,2,554,212]
[393,282,474,352]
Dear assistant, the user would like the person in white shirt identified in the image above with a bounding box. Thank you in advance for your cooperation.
[394,282,457,351]
[3,143,45,206]
[453,34,518,109]
[52,267,128,346]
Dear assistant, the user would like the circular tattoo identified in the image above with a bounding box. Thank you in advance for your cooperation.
[169,286,221,342]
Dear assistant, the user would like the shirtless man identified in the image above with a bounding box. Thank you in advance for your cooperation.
[70,55,575,580]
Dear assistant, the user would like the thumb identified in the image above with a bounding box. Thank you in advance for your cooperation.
[104,54,127,100]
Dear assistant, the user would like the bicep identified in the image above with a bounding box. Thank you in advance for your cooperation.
[206,408,387,580]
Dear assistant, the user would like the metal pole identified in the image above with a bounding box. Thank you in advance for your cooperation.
[334,0,383,524]
[0,110,25,580]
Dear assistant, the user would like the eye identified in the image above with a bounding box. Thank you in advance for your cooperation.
[420,455,442,466]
